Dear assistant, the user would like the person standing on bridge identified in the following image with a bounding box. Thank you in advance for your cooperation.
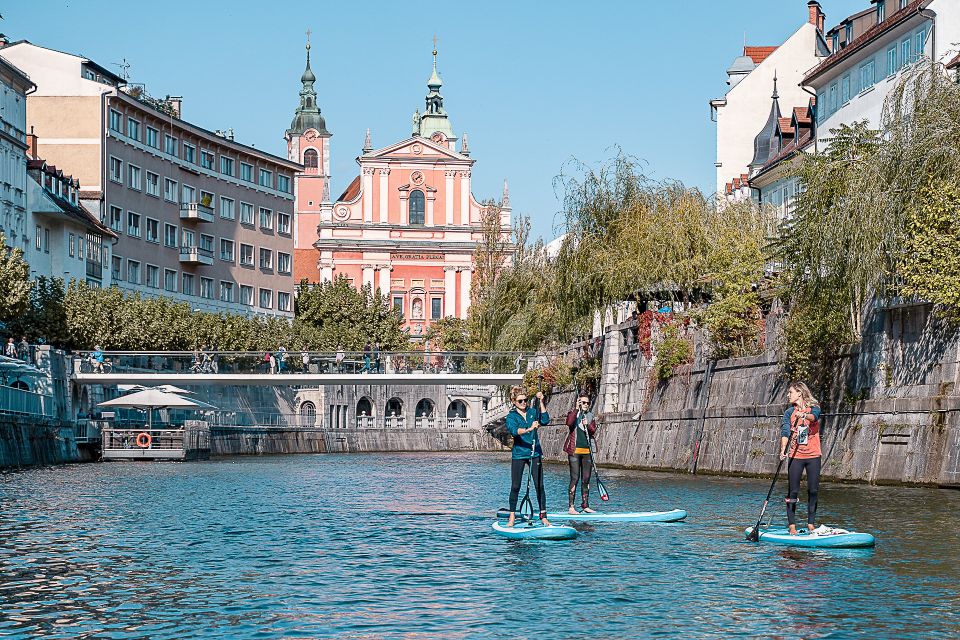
[505,385,551,528]
[781,381,823,535]
[564,394,597,514]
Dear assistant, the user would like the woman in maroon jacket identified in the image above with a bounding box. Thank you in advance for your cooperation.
[564,394,597,514]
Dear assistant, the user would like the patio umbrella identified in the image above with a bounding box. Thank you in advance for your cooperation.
[118,384,195,394]
[97,388,218,428]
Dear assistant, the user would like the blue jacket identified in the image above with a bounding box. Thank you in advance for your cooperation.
[781,405,823,437]
[505,405,550,459]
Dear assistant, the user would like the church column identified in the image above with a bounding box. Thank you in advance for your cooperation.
[362,167,375,223]
[378,169,390,223]
[459,170,471,225]
[399,192,409,226]
[444,266,457,319]
[459,267,472,319]
[444,170,455,226]
[362,264,375,290]
[426,191,436,227]
[377,264,391,297]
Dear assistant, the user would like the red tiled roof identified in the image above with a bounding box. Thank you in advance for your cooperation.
[778,117,795,135]
[751,129,814,183]
[793,106,812,126]
[337,175,361,202]
[946,53,960,69]
[740,173,749,182]
[725,182,733,195]
[744,46,778,64]
[732,178,741,189]
[803,0,929,84]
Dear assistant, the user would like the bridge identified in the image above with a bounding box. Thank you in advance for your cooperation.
[71,350,532,387]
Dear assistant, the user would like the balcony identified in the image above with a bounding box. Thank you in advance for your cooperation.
[179,202,214,223]
[179,246,214,265]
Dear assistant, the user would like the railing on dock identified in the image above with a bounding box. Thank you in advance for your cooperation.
[101,426,210,461]
[0,385,54,418]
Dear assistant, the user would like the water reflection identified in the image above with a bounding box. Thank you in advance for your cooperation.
[0,454,958,638]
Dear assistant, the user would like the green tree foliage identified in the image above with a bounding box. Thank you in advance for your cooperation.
[698,291,764,360]
[294,276,406,350]
[424,316,468,352]
[7,277,69,346]
[899,179,960,307]
[0,232,31,323]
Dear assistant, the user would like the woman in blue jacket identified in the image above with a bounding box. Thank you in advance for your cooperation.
[504,385,551,528]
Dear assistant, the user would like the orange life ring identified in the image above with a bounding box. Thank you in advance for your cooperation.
[135,432,152,448]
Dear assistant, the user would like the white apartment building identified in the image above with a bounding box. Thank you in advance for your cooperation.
[0,54,34,253]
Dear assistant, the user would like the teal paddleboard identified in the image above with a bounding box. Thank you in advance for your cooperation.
[491,521,578,540]
[547,509,687,523]
[745,526,875,548]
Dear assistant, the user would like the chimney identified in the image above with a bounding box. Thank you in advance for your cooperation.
[0,34,9,48]
[27,127,37,159]
[808,1,825,32]
[165,95,182,118]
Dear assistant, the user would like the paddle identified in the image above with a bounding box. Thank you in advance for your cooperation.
[746,432,799,542]
[575,371,609,503]
[512,378,544,527]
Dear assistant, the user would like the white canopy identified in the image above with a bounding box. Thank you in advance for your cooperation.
[98,388,218,428]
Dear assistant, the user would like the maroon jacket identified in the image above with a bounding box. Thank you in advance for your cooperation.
[563,410,597,455]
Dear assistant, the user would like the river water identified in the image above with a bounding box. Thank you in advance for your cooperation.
[1,453,958,639]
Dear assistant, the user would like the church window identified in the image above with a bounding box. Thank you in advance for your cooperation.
[303,149,318,168]
[409,190,425,225]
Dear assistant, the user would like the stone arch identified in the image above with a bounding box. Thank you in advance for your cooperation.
[356,396,374,418]
[415,398,435,417]
[386,397,404,417]
[446,399,468,419]
[299,401,317,427]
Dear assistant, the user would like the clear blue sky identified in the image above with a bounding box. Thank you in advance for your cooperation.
[6,0,866,241]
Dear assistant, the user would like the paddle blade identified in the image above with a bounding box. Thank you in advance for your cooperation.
[597,479,610,501]
[746,527,760,542]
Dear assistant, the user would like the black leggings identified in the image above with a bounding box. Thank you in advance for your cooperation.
[568,454,593,508]
[786,456,821,527]
[509,457,546,516]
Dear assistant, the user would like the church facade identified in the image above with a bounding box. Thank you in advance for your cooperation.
[285,42,510,336]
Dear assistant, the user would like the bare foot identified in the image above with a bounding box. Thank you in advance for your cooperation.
[568,507,579,515]
[506,515,515,528]
[540,517,552,526]
[583,507,596,513]
[808,524,816,533]
[788,525,798,535]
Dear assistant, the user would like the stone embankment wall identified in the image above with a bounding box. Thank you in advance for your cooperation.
[536,302,960,487]
[212,426,504,457]
[0,419,87,469]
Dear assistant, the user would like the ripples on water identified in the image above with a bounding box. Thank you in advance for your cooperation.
[1,453,958,639]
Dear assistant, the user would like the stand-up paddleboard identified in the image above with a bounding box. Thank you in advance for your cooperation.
[744,525,875,548]
[492,521,578,540]
[547,509,687,523]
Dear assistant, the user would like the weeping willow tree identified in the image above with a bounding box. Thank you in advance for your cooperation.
[775,62,960,380]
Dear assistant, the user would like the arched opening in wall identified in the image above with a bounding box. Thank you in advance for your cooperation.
[303,148,318,168]
[10,380,29,391]
[299,401,317,427]
[415,398,435,417]
[409,189,425,225]
[446,400,468,419]
[386,397,403,417]
[356,396,374,417]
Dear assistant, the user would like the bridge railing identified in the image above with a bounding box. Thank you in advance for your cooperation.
[72,350,534,376]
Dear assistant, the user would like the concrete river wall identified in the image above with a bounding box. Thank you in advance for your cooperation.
[536,302,960,487]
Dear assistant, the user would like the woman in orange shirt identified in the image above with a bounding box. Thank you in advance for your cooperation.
[780,382,823,535]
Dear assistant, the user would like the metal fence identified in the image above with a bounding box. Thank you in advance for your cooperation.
[0,385,54,418]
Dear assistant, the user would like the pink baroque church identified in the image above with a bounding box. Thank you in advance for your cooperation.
[286,40,511,336]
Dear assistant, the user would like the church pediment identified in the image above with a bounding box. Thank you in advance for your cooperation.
[363,136,471,163]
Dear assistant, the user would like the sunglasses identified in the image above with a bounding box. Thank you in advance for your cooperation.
[516,398,528,403]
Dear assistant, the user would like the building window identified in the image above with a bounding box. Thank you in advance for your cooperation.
[146,171,160,197]
[219,281,234,302]
[112,255,122,281]
[393,295,404,318]
[109,109,122,132]
[259,207,273,229]
[259,248,273,270]
[109,206,123,233]
[146,264,160,288]
[182,228,195,249]
[200,150,214,170]
[240,243,254,266]
[240,285,253,305]
[35,224,41,250]
[69,233,76,257]
[145,218,159,243]
[240,202,254,225]
[828,84,837,114]
[43,228,50,253]
[183,143,196,164]
[841,75,850,103]
[860,60,875,92]
[220,156,234,176]
[431,297,442,320]
[164,269,177,292]
[127,212,141,238]
[164,178,178,202]
[128,165,141,191]
[78,236,85,259]
[182,273,195,296]
[844,22,852,45]
[409,190,425,225]
[220,196,235,220]
[876,0,885,23]
[200,277,213,299]
[127,260,141,284]
[303,149,318,167]
[277,252,291,274]
[277,175,290,193]
[240,163,253,182]
[109,156,122,182]
[200,190,215,208]
[886,46,897,77]
[902,38,912,66]
[127,117,141,141]
[146,126,159,149]
[219,238,235,262]
[259,288,273,309]
[199,234,214,253]
[258,169,273,188]
[277,212,291,234]
[164,223,177,248]
[182,184,196,204]
[278,292,291,312]
[916,30,926,60]
[164,134,178,156]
